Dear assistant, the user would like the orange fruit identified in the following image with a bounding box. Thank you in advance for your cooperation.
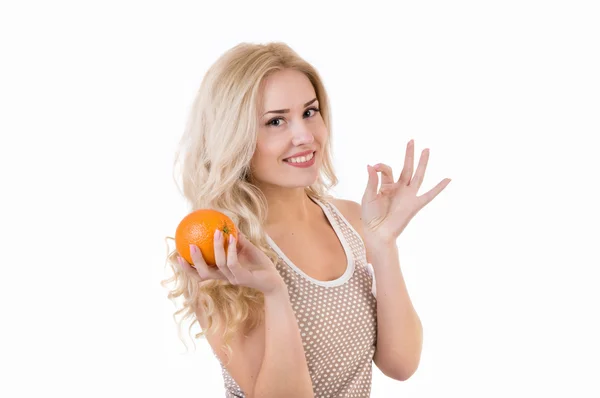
[175,209,238,267]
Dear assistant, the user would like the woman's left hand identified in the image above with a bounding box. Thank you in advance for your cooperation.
[361,139,451,244]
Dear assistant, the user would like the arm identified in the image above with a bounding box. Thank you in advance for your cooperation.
[197,282,314,398]
[253,284,314,397]
[333,199,423,381]
[365,239,423,381]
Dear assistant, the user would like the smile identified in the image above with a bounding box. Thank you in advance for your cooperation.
[283,151,316,168]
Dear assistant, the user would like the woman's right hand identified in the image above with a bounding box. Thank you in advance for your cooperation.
[177,230,285,295]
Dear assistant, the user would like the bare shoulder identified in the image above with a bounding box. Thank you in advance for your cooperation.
[329,198,365,237]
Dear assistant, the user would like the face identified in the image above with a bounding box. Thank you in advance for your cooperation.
[250,69,328,189]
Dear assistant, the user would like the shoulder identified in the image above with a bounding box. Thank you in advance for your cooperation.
[329,197,374,264]
[327,196,374,265]
[329,197,364,237]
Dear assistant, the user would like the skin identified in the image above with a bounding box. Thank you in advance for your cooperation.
[247,68,453,381]
[249,69,350,281]
[179,67,332,290]
[250,68,328,228]
[175,69,333,397]
[178,67,452,389]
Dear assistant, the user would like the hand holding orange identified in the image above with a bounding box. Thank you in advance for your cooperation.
[174,209,285,294]
[175,209,238,266]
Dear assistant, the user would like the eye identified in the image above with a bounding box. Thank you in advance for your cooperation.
[304,107,320,118]
[267,117,284,127]
[265,107,320,128]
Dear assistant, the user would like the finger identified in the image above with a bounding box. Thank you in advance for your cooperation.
[213,230,236,283]
[235,232,253,257]
[363,164,379,203]
[189,244,227,281]
[409,148,430,190]
[374,163,394,185]
[226,235,254,285]
[233,233,260,269]
[226,234,239,265]
[176,255,202,282]
[418,178,452,207]
[398,139,415,185]
[236,231,249,248]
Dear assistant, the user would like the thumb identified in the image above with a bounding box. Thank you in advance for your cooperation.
[363,164,379,203]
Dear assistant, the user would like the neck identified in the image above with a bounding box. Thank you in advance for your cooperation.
[257,183,315,228]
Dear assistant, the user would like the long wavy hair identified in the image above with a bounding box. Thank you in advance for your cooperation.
[160,42,338,361]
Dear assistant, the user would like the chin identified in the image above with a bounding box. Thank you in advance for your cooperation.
[282,172,320,188]
[259,169,320,189]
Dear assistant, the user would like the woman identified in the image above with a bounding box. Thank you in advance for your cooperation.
[162,42,451,397]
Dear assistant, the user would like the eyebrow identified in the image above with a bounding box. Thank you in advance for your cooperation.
[262,98,318,117]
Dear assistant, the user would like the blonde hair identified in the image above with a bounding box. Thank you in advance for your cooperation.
[160,42,338,361]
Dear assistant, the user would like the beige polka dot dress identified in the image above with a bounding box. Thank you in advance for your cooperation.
[220,198,378,397]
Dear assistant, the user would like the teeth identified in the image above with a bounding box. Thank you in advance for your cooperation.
[287,152,314,163]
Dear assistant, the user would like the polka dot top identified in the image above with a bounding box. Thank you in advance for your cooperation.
[220,198,378,397]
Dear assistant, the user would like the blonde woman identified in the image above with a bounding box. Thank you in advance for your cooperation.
[162,42,451,397]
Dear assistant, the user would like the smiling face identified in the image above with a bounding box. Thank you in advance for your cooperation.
[249,69,328,189]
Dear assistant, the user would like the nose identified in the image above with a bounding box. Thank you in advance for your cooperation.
[290,122,315,146]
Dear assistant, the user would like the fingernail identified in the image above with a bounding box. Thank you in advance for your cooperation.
[214,229,221,239]
[229,234,234,244]
[189,244,196,254]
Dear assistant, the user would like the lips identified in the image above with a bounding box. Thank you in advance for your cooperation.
[284,151,316,168]
[283,150,315,161]
[283,151,316,163]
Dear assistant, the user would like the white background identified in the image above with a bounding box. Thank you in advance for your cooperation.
[1,0,599,397]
